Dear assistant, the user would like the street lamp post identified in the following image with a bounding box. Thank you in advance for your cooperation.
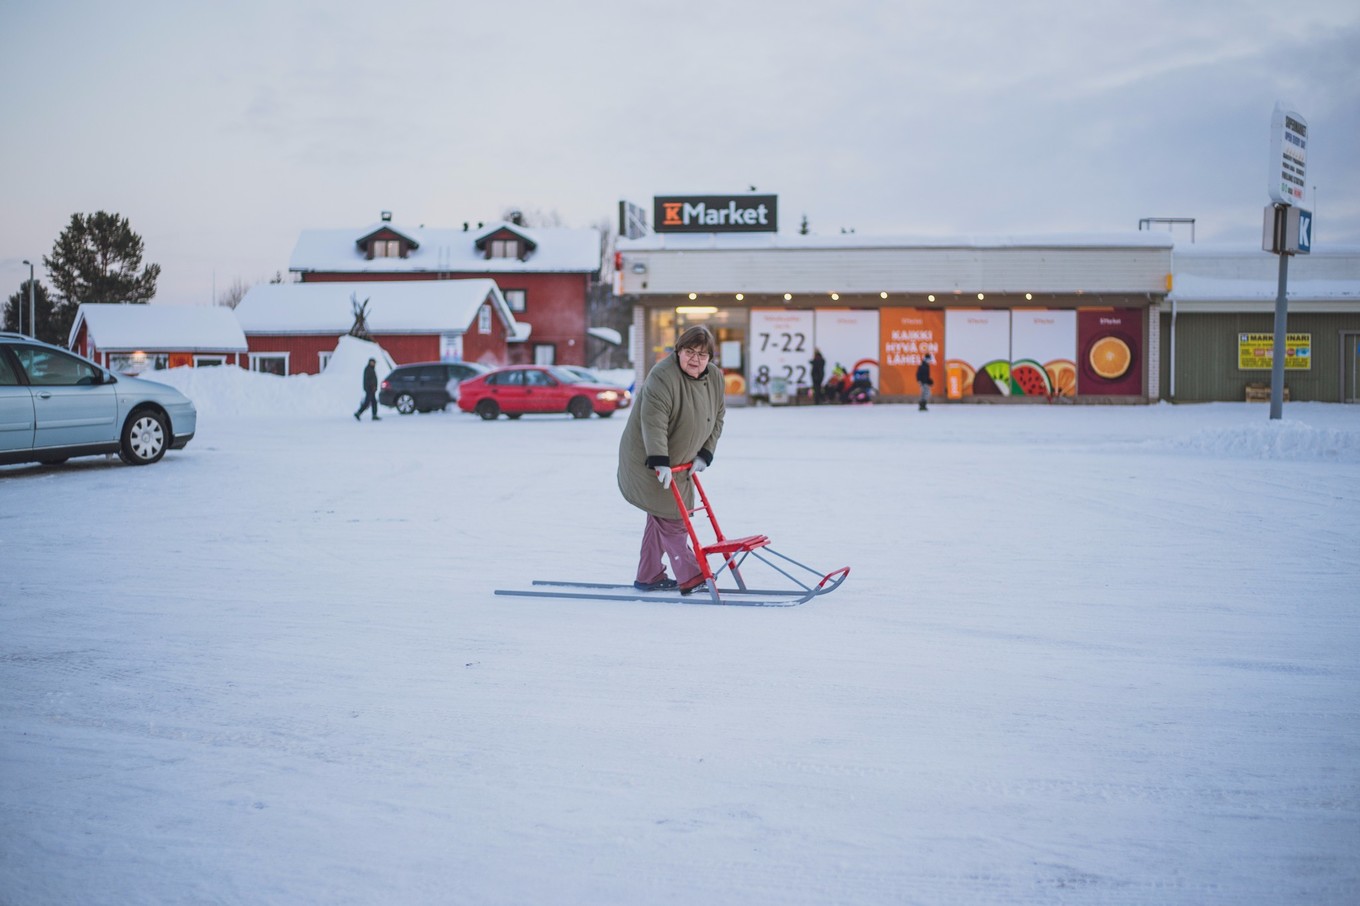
[21,259,35,338]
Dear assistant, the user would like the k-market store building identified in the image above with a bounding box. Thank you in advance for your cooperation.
[617,194,1174,404]
[616,194,1360,404]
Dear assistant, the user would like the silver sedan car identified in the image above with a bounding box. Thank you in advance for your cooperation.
[0,332,197,467]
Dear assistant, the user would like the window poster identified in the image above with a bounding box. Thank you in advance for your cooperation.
[879,309,943,395]
[814,309,880,391]
[1010,310,1077,398]
[944,310,1011,397]
[749,309,814,394]
[1077,309,1143,395]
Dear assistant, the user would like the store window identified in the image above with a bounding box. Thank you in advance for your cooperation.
[647,306,749,396]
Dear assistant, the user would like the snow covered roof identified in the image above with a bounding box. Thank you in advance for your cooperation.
[70,303,248,351]
[1168,243,1360,310]
[290,220,601,274]
[617,230,1176,252]
[234,280,520,335]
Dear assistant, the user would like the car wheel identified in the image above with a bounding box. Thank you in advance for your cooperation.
[119,408,168,465]
[568,397,592,419]
[476,400,501,420]
[395,393,417,415]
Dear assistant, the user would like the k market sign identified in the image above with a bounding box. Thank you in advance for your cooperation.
[654,194,778,233]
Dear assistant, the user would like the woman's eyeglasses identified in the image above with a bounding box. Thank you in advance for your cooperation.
[680,348,710,361]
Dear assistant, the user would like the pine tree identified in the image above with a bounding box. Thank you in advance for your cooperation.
[4,280,57,341]
[43,211,161,342]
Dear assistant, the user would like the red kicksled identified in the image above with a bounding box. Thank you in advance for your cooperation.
[495,463,850,607]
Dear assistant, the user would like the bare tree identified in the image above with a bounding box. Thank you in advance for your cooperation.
[499,207,564,228]
[217,277,251,309]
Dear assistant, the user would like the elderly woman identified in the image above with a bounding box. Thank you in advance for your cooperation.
[617,325,726,594]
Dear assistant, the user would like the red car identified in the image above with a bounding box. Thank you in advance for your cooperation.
[456,365,631,420]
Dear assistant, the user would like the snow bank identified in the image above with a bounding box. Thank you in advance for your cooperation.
[1145,413,1360,462]
[142,336,396,417]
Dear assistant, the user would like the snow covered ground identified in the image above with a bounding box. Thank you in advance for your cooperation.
[3,354,1359,905]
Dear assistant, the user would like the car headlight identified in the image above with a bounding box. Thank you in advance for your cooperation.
[597,390,618,402]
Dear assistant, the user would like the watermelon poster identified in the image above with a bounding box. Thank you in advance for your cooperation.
[878,309,943,395]
[815,309,880,390]
[1011,310,1077,398]
[1077,309,1142,396]
[944,310,1011,397]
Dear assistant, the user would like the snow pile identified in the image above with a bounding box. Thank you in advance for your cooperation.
[146,352,632,419]
[1148,414,1360,462]
[143,336,396,417]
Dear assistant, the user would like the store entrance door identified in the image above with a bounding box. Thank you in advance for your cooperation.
[1343,333,1360,403]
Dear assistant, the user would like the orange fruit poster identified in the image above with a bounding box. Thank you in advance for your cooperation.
[879,309,943,395]
[1077,309,1142,396]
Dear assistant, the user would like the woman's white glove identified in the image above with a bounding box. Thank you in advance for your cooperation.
[655,467,673,489]
[692,458,707,473]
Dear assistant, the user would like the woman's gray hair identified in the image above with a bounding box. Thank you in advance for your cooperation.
[675,325,717,358]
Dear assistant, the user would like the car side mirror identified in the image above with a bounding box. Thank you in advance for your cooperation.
[101,370,118,385]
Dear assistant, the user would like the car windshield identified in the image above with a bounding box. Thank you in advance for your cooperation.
[549,367,590,384]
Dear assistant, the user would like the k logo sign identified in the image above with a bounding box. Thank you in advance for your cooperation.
[653,194,778,233]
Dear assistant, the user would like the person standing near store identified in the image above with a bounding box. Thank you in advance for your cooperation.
[617,326,725,594]
[810,348,826,404]
[916,353,935,411]
[355,357,381,421]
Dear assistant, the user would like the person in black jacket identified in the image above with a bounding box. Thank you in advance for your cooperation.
[810,349,826,404]
[916,353,934,411]
[355,358,381,421]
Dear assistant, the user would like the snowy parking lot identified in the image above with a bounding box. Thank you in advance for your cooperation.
[2,368,1359,904]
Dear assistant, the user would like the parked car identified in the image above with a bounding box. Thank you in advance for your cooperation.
[456,365,631,420]
[558,366,632,407]
[0,331,197,467]
[379,361,489,414]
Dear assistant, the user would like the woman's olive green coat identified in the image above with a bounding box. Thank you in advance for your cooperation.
[617,353,726,518]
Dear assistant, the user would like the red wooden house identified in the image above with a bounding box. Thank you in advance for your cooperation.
[234,279,521,375]
[69,303,248,375]
[288,213,601,367]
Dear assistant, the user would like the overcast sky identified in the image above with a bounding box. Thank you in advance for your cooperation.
[2,0,1357,306]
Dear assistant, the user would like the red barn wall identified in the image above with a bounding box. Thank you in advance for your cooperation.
[299,271,590,366]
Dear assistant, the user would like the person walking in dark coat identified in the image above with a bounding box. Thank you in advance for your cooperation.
[810,348,826,404]
[916,353,935,411]
[355,358,381,421]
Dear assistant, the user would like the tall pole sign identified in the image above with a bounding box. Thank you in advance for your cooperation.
[1262,103,1310,420]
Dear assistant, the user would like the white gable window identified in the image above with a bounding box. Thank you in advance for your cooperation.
[503,289,526,312]
[373,239,401,258]
[490,239,519,259]
[478,304,492,334]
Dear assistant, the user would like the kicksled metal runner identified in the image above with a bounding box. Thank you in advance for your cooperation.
[496,463,850,607]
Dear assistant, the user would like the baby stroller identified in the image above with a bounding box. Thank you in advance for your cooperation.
[845,367,876,404]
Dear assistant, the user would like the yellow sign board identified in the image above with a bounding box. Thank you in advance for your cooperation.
[1238,332,1311,370]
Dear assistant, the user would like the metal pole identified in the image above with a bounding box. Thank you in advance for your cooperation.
[1269,245,1289,420]
[21,259,35,338]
